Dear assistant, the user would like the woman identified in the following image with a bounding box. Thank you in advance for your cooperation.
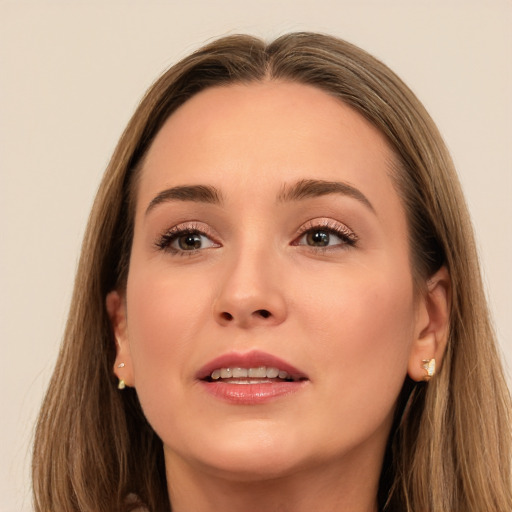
[32,32,512,512]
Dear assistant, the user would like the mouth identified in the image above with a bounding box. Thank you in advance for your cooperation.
[205,366,304,383]
[197,350,309,404]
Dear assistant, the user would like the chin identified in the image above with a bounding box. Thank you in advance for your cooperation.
[197,451,307,483]
[166,422,312,481]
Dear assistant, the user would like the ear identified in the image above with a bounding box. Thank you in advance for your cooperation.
[408,266,451,382]
[106,290,135,388]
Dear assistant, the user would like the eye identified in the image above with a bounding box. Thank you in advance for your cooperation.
[293,221,357,249]
[299,229,346,247]
[172,231,216,251]
[155,224,220,254]
[304,229,337,247]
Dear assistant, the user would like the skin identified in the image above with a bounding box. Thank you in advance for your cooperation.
[108,81,450,512]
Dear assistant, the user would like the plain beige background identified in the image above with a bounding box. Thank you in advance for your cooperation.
[1,1,511,510]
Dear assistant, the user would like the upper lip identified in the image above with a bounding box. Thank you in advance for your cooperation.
[196,350,308,380]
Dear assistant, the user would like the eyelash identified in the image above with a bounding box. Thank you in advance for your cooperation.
[154,222,219,256]
[154,219,358,255]
[292,219,358,250]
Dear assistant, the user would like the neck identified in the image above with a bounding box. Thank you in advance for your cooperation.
[165,450,382,512]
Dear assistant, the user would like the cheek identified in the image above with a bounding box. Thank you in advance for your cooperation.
[124,267,211,402]
[300,258,416,350]
[299,265,415,431]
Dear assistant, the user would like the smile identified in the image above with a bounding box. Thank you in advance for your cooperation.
[198,351,309,404]
[209,366,298,382]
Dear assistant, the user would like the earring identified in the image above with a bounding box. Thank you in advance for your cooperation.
[421,358,436,381]
[117,362,126,389]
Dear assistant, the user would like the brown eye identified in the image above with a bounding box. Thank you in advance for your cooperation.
[306,230,331,247]
[177,233,203,250]
[155,224,221,254]
[293,223,357,249]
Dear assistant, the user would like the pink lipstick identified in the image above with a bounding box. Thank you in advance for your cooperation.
[197,350,308,405]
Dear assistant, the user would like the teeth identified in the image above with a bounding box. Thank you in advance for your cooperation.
[232,367,248,378]
[210,366,292,381]
[266,367,279,378]
[248,366,266,378]
[220,368,232,378]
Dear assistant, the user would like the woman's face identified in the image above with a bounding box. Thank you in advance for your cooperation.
[111,81,432,481]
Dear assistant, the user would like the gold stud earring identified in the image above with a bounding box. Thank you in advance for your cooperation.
[117,362,126,389]
[421,358,436,381]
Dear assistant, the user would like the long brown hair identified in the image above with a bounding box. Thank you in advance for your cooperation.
[32,33,512,512]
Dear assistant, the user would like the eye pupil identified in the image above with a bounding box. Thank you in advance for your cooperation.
[307,230,330,246]
[178,233,202,250]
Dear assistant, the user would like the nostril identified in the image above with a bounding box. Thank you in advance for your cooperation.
[219,310,272,322]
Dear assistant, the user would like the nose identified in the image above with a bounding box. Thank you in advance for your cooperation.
[213,247,287,328]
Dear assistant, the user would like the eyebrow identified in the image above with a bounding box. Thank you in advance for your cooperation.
[277,179,375,212]
[145,179,374,216]
[145,185,223,215]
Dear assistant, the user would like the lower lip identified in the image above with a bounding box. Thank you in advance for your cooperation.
[200,379,307,405]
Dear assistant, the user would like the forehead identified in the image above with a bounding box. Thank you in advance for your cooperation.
[137,81,402,222]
